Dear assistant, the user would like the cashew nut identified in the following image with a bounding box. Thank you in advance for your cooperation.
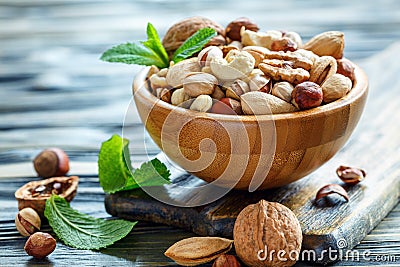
[210,50,255,81]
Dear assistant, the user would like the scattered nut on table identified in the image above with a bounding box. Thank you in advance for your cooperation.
[336,165,366,185]
[147,16,356,115]
[15,207,41,236]
[24,232,56,259]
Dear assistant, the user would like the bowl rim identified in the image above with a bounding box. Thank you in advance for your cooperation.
[132,62,368,123]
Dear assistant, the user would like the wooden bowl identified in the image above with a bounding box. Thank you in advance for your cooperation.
[132,65,368,190]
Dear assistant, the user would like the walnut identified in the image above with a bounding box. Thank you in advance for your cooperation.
[259,62,310,84]
[233,200,302,267]
[162,16,225,55]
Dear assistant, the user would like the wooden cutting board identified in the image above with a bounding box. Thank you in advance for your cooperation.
[105,50,400,265]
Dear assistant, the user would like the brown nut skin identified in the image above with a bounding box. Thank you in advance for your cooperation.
[225,17,259,41]
[213,254,241,267]
[234,200,302,267]
[337,58,355,81]
[210,98,243,115]
[315,184,349,202]
[336,165,366,185]
[33,148,69,178]
[292,82,323,110]
[15,207,41,236]
[24,232,56,259]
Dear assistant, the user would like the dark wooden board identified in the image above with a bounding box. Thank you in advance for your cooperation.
[105,44,400,265]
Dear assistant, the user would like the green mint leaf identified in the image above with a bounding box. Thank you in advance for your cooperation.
[172,28,217,63]
[98,134,171,194]
[100,42,166,67]
[124,158,171,190]
[45,195,137,250]
[140,23,169,67]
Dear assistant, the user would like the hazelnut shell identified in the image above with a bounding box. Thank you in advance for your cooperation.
[15,176,79,217]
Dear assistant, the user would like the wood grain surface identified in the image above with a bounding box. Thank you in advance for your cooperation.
[1,0,400,266]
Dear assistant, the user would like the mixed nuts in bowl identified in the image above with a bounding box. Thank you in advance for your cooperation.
[132,16,368,190]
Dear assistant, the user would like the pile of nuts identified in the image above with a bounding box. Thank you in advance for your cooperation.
[146,16,355,115]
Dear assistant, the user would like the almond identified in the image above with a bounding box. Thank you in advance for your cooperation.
[303,31,344,59]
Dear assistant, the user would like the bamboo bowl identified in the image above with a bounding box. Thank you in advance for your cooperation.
[132,65,368,190]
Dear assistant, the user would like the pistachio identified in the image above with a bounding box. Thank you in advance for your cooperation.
[166,58,200,88]
[171,88,191,106]
[183,72,217,97]
[211,86,225,100]
[309,56,337,85]
[198,46,223,67]
[272,82,294,102]
[15,208,41,236]
[226,79,250,100]
[190,95,213,112]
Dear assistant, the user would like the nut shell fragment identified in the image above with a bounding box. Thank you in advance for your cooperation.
[164,237,233,266]
[15,176,79,216]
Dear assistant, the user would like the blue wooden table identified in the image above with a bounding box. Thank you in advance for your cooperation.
[1,1,400,266]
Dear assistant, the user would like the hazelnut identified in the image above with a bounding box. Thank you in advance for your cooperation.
[270,37,297,52]
[15,208,41,236]
[234,200,302,267]
[337,58,355,81]
[198,46,223,67]
[292,82,323,110]
[225,17,259,41]
[24,232,56,259]
[213,254,241,267]
[33,148,69,178]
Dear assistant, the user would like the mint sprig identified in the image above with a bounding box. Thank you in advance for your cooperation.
[101,22,217,68]
[98,134,170,194]
[172,28,217,63]
[100,23,169,68]
[44,195,137,250]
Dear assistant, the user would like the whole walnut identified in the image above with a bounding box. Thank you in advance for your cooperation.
[162,17,225,56]
[233,200,302,267]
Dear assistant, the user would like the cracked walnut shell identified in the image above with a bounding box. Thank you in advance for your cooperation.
[233,200,302,267]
